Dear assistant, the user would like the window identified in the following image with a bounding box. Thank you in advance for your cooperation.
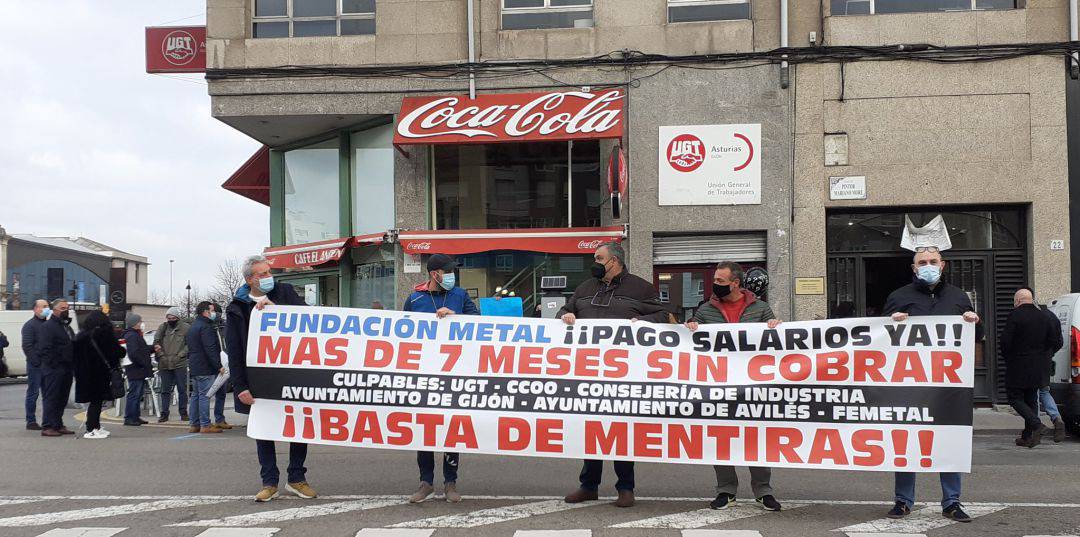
[831,0,1015,15]
[284,138,341,245]
[453,250,594,310]
[668,0,751,23]
[253,0,375,38]
[353,258,395,309]
[351,124,395,236]
[502,0,594,30]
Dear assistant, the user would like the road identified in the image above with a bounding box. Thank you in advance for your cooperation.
[1,383,1079,537]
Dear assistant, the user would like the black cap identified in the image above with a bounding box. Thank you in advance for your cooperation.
[427,253,457,273]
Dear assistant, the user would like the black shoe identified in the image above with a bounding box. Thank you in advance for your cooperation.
[180,414,189,422]
[123,420,143,426]
[943,502,972,522]
[887,501,911,519]
[139,419,149,425]
[1053,418,1066,443]
[756,495,782,511]
[26,423,42,431]
[157,415,169,423]
[710,493,735,510]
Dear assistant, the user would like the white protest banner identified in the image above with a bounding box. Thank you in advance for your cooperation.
[245,307,974,473]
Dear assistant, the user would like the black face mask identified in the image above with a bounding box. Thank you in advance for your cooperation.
[590,261,607,280]
[167,320,178,327]
[713,283,732,298]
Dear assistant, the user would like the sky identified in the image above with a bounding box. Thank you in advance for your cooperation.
[0,1,266,304]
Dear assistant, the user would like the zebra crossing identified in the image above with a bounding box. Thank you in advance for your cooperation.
[0,495,1076,536]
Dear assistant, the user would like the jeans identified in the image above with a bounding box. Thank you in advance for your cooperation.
[256,440,308,487]
[1007,387,1042,438]
[1039,386,1061,421]
[86,400,103,431]
[214,387,226,424]
[40,365,73,430]
[25,361,41,425]
[188,375,215,428]
[417,452,459,485]
[579,460,635,492]
[714,465,773,498]
[124,379,146,422]
[895,472,961,509]
[158,368,188,418]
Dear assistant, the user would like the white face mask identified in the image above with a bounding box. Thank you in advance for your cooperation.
[139,322,146,332]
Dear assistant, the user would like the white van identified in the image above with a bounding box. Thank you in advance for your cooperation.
[0,310,80,377]
[1045,293,1080,436]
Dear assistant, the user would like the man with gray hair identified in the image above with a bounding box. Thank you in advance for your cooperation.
[154,306,190,423]
[21,299,50,430]
[37,299,76,437]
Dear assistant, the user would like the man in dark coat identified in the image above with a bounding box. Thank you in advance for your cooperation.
[186,301,225,434]
[1021,287,1068,442]
[21,299,49,430]
[122,312,153,426]
[882,248,981,523]
[37,299,76,437]
[1000,288,1062,447]
[560,242,669,509]
[226,254,316,503]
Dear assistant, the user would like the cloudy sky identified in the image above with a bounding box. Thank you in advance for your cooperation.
[0,1,266,303]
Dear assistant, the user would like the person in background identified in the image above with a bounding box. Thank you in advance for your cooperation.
[0,328,8,377]
[402,253,478,504]
[1000,288,1062,448]
[686,262,783,512]
[186,301,224,434]
[226,254,318,502]
[208,304,232,430]
[153,306,189,423]
[1019,287,1068,442]
[37,299,76,437]
[73,310,125,439]
[21,299,49,430]
[122,312,153,426]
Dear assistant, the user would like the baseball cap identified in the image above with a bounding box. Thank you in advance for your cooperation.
[427,253,457,273]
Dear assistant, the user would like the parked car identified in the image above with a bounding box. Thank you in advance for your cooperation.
[1045,293,1080,436]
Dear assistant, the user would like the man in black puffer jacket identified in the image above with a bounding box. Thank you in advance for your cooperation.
[38,299,76,437]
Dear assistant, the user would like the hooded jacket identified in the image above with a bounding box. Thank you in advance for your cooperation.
[225,282,305,415]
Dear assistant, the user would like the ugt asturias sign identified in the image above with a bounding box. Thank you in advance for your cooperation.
[394,89,625,145]
[145,26,206,73]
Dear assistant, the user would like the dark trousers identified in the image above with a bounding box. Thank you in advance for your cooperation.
[579,459,635,492]
[1007,387,1042,438]
[25,361,41,425]
[40,365,73,430]
[86,400,103,431]
[158,367,188,418]
[124,379,146,422]
[417,452,459,485]
[256,440,308,487]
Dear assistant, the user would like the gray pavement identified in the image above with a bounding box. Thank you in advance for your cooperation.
[2,383,1079,536]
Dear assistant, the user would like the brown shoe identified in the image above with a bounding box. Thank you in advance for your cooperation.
[564,488,599,503]
[285,481,317,499]
[214,422,234,430]
[41,429,62,437]
[57,427,75,435]
[254,486,278,502]
[614,489,635,508]
[189,425,201,433]
[199,426,223,434]
[1053,418,1067,443]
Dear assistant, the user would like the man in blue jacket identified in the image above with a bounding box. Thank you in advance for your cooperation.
[122,313,153,426]
[38,299,76,436]
[186,301,225,434]
[402,253,478,504]
[22,299,50,430]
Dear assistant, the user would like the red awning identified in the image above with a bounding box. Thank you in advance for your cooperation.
[396,226,625,255]
[264,238,351,270]
[222,145,270,206]
[353,232,386,246]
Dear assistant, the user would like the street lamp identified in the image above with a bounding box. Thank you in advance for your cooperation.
[169,259,175,304]
[186,281,191,317]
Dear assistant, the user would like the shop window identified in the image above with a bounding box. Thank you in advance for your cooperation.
[502,0,594,30]
[826,209,1025,253]
[284,138,341,246]
[351,124,395,236]
[453,250,593,314]
[253,0,376,38]
[433,141,602,230]
[830,0,1014,15]
[353,259,396,309]
[668,0,751,23]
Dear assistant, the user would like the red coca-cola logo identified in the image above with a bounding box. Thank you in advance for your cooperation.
[408,242,432,251]
[577,240,605,250]
[667,134,706,172]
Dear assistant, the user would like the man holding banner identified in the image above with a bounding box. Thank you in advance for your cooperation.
[686,262,783,512]
[560,242,669,508]
[883,247,980,523]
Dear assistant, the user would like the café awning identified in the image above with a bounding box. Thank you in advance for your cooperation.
[221,145,270,206]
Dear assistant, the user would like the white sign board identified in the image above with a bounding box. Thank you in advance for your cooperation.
[658,124,761,206]
[403,253,422,274]
[829,176,866,200]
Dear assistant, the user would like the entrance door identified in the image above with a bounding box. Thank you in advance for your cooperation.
[653,265,712,322]
[286,273,340,307]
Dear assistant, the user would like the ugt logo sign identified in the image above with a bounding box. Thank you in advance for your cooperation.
[666,134,705,172]
[162,30,197,66]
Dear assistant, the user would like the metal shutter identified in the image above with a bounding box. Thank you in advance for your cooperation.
[992,251,1027,404]
[652,233,767,265]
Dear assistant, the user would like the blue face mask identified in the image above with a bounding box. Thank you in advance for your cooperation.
[917,264,942,285]
[439,273,456,291]
[38,308,51,319]
[209,312,219,321]
[258,276,275,293]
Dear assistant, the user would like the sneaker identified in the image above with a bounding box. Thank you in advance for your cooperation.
[97,427,111,437]
[710,493,736,510]
[444,482,461,503]
[83,429,108,439]
[26,422,42,431]
[887,501,911,519]
[254,486,278,502]
[409,482,435,503]
[214,422,234,430]
[157,415,169,423]
[943,502,972,522]
[189,425,201,433]
[285,482,317,499]
[1053,418,1067,443]
[199,426,223,434]
[756,495,782,511]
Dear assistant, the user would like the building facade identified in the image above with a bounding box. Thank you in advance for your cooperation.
[208,0,1076,403]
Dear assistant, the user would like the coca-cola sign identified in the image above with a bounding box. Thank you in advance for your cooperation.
[407,242,432,251]
[577,240,605,250]
[394,90,625,145]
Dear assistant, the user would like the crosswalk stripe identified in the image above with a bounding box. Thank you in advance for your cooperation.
[193,530,281,537]
[34,529,127,537]
[844,534,926,537]
[391,499,597,528]
[168,499,402,527]
[836,504,1008,534]
[612,503,806,529]
[683,531,764,537]
[355,530,435,537]
[0,499,222,527]
[0,498,49,507]
[513,531,591,537]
